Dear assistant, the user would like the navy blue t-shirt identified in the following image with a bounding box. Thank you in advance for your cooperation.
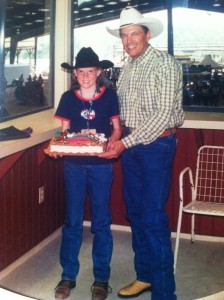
[55,87,120,164]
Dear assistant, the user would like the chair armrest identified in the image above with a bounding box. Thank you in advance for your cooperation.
[179,167,195,207]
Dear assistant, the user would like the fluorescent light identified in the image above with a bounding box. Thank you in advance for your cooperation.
[106,1,117,5]
[213,0,221,6]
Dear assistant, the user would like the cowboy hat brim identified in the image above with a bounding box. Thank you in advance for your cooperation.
[98,60,114,69]
[61,62,73,71]
[106,18,164,39]
[61,60,114,71]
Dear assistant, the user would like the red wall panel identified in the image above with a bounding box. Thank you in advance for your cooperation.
[0,142,65,271]
[167,128,224,236]
[0,128,224,271]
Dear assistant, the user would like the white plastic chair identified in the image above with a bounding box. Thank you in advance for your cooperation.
[174,145,224,273]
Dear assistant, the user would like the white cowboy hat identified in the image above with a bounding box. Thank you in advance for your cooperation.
[106,7,164,39]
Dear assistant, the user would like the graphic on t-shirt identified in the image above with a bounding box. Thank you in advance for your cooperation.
[81,109,96,120]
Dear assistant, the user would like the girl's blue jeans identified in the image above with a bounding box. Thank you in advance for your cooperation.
[122,134,177,300]
[60,161,113,282]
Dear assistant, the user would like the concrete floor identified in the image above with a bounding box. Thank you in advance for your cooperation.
[1,226,224,300]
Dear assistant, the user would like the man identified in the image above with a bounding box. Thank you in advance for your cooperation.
[99,6,185,300]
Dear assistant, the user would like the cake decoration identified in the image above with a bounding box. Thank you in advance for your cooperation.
[45,130,108,156]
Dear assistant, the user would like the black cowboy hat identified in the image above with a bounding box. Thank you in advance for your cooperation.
[61,47,114,71]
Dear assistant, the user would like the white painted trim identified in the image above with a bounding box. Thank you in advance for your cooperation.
[0,228,61,280]
[1,223,224,280]
[0,110,61,159]
[83,221,132,232]
[194,291,224,300]
[171,232,224,243]
[54,0,72,108]
[86,222,224,242]
[0,288,37,300]
[181,112,224,130]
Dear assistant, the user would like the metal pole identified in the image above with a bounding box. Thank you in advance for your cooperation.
[0,0,9,121]
[167,0,174,56]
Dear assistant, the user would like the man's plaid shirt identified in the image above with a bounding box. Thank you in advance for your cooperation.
[117,45,185,149]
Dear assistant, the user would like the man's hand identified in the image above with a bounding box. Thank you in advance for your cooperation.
[99,140,126,159]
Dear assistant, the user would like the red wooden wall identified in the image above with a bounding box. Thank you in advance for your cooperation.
[167,128,224,237]
[85,127,224,237]
[0,141,65,271]
[0,128,224,271]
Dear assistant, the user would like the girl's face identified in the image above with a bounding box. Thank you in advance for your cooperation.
[74,67,101,90]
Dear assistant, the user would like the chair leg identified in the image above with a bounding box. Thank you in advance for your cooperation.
[174,209,183,273]
[191,214,195,243]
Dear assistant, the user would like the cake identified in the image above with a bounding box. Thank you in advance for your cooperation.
[45,131,107,156]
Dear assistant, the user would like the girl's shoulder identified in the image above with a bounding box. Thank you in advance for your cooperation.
[63,89,75,96]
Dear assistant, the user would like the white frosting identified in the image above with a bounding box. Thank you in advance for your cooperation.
[50,132,106,154]
[50,144,104,154]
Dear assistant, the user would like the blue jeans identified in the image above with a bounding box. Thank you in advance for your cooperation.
[60,161,113,282]
[122,135,177,300]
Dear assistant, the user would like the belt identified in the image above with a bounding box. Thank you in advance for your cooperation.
[126,127,176,137]
[160,128,176,137]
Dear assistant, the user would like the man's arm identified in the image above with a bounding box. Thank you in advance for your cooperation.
[109,118,122,142]
[100,117,124,158]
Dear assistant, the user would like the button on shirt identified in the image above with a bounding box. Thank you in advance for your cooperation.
[117,45,185,148]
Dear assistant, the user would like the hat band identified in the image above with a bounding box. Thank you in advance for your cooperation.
[120,23,134,28]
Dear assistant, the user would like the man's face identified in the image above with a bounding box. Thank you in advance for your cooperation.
[120,25,150,59]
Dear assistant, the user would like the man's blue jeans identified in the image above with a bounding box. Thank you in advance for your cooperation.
[122,134,177,300]
[60,161,113,282]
